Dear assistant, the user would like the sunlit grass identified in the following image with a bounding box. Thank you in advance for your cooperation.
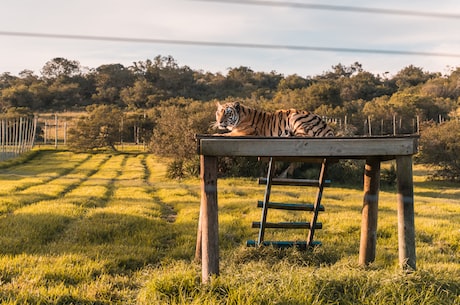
[0,151,458,304]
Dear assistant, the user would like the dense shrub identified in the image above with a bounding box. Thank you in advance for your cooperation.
[150,99,267,179]
[418,120,460,181]
[149,99,216,178]
[149,99,215,159]
[68,104,123,151]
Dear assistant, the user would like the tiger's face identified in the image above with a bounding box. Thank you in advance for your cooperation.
[214,102,240,130]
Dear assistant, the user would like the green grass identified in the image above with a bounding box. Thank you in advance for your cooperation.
[0,151,458,304]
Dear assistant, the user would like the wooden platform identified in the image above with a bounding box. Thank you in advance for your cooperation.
[197,135,418,158]
[195,135,418,283]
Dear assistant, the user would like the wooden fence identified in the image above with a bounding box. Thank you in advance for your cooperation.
[0,117,37,161]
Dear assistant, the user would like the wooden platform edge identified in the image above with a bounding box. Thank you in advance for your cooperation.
[196,135,419,158]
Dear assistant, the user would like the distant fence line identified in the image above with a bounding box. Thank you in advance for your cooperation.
[32,112,456,148]
[0,116,37,161]
[325,115,421,136]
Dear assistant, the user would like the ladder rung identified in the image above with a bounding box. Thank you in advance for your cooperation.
[247,240,322,248]
[258,177,331,187]
[258,157,328,163]
[252,222,322,229]
[257,201,324,211]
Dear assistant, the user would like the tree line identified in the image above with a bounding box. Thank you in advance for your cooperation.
[1,55,460,181]
[1,56,459,122]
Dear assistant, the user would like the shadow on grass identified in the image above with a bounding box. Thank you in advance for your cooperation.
[0,207,197,273]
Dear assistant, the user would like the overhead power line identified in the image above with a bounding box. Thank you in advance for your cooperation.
[195,0,460,20]
[1,30,460,58]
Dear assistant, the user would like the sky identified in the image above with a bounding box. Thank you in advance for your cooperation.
[1,0,460,78]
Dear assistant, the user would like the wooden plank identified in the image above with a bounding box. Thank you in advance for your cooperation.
[200,155,219,283]
[359,158,380,266]
[396,155,416,270]
[252,222,322,229]
[257,201,324,211]
[258,177,331,187]
[197,136,418,157]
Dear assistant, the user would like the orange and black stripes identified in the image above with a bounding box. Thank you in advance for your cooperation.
[215,102,334,137]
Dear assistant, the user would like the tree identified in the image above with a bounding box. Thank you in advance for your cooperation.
[0,72,18,90]
[340,71,392,102]
[92,64,134,105]
[321,62,363,79]
[41,58,82,80]
[301,81,342,109]
[68,104,123,151]
[120,79,157,109]
[277,74,310,91]
[393,65,434,89]
[0,84,40,109]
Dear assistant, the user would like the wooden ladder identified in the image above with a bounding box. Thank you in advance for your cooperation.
[247,157,330,249]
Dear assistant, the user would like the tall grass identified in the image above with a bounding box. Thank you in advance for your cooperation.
[0,151,458,304]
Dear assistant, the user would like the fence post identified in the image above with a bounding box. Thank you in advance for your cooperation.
[55,114,58,149]
[393,115,396,135]
[64,120,67,145]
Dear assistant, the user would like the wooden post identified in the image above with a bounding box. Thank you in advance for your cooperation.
[396,156,416,270]
[200,155,219,283]
[359,158,380,266]
[393,115,396,136]
[64,121,67,145]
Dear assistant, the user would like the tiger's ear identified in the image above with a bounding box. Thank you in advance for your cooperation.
[216,101,222,109]
[234,101,240,112]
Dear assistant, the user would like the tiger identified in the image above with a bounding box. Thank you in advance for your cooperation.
[213,101,334,137]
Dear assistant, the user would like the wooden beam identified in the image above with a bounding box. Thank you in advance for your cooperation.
[396,155,416,270]
[359,158,380,266]
[197,136,418,157]
[200,155,219,283]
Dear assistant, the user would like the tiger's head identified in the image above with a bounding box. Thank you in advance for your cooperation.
[214,101,241,131]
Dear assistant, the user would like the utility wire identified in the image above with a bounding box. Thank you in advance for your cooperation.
[1,31,460,58]
[194,0,460,20]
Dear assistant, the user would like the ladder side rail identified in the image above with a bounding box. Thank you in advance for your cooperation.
[258,157,275,245]
[307,159,329,246]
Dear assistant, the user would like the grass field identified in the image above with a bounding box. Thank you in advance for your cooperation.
[0,150,458,304]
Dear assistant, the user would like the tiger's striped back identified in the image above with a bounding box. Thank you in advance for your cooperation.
[214,102,334,137]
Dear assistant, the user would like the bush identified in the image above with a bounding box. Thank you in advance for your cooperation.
[418,120,460,181]
[218,157,263,177]
[166,157,200,179]
[149,99,215,160]
[68,104,123,151]
[148,99,215,179]
[381,163,397,186]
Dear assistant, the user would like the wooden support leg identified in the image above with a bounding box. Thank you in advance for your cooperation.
[396,156,416,270]
[200,155,219,283]
[359,158,380,266]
